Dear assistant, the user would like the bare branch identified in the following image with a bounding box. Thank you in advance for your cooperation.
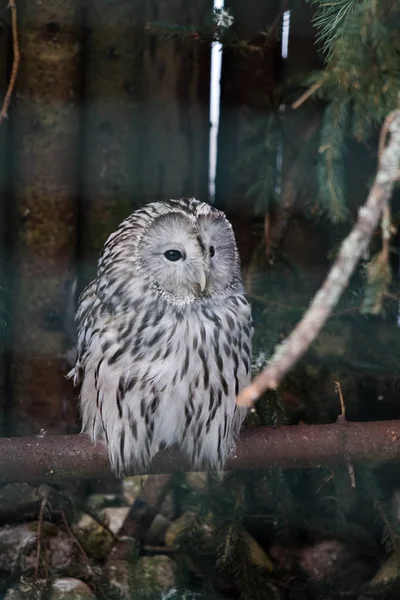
[292,80,323,110]
[2,422,400,483]
[237,106,400,406]
[0,0,20,122]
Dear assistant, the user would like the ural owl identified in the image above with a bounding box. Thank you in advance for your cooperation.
[70,198,252,475]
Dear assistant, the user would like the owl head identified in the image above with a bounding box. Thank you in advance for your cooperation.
[135,199,242,302]
[98,198,243,307]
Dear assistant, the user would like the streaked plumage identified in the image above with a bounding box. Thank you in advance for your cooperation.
[69,198,252,475]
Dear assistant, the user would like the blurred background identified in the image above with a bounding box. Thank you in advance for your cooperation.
[1,1,400,598]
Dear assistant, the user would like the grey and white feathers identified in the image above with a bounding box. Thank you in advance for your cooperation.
[70,198,252,475]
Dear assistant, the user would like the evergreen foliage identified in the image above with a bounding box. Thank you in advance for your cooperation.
[308,0,400,215]
[317,98,350,222]
[238,114,281,217]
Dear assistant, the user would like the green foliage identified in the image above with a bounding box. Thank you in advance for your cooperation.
[361,250,392,315]
[310,0,358,62]
[317,98,350,222]
[303,0,400,223]
[255,390,291,426]
[171,462,400,598]
[310,0,400,129]
[359,467,400,556]
[236,114,281,216]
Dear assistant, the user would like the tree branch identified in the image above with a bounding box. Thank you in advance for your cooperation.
[237,105,400,406]
[2,421,400,484]
[0,0,20,122]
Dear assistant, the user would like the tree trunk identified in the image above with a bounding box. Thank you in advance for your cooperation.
[138,0,211,205]
[79,0,143,287]
[9,0,81,435]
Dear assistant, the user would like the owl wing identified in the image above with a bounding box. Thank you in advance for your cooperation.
[68,280,100,387]
[232,294,253,431]
[73,284,161,475]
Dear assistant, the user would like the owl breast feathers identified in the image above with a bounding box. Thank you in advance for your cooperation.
[70,198,252,475]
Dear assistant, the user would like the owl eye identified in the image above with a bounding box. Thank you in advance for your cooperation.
[209,246,215,257]
[164,249,183,262]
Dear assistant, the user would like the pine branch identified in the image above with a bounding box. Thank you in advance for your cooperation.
[308,0,356,62]
[317,99,350,221]
[144,22,266,54]
[4,420,400,483]
[237,104,400,405]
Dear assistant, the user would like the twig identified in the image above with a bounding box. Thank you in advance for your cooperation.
[35,497,46,579]
[84,509,119,543]
[347,462,356,488]
[60,508,93,573]
[335,382,356,487]
[44,543,49,581]
[237,105,400,407]
[291,80,323,110]
[0,0,20,122]
[335,381,346,421]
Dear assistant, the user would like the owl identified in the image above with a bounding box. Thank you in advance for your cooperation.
[70,198,252,475]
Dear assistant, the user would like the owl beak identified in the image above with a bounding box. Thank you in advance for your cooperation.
[198,270,207,293]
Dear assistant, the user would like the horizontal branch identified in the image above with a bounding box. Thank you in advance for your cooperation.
[2,421,400,484]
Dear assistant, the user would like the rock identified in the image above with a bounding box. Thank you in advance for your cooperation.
[22,523,90,580]
[159,492,175,520]
[372,553,400,585]
[145,514,172,546]
[73,514,113,562]
[0,524,36,585]
[84,493,125,513]
[270,536,376,590]
[165,512,212,548]
[134,555,176,595]
[4,581,45,600]
[0,521,93,588]
[101,507,130,535]
[4,589,24,600]
[123,476,149,505]
[241,531,273,570]
[164,512,217,578]
[48,578,95,600]
[0,484,38,525]
[106,538,137,600]
[185,473,208,492]
[298,538,370,586]
[0,483,35,503]
[46,528,86,577]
